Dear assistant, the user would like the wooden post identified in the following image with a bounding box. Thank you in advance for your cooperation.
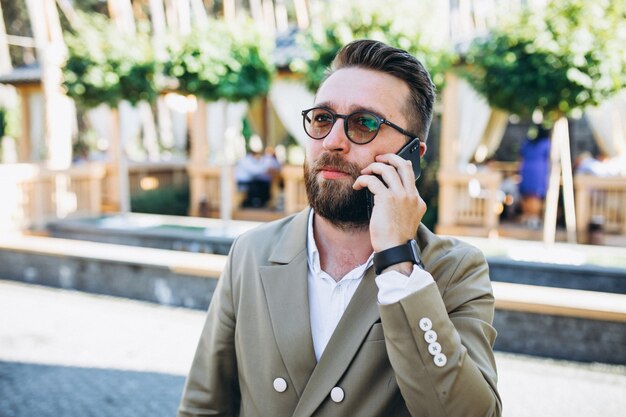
[275,0,288,32]
[543,116,577,244]
[437,72,460,231]
[250,0,264,25]
[108,107,131,213]
[26,0,72,170]
[188,99,208,216]
[262,0,276,33]
[107,0,136,33]
[223,0,236,20]
[439,71,460,173]
[0,1,12,73]
[543,123,561,244]
[294,0,310,29]
[149,0,167,36]
[558,117,577,243]
[190,0,209,30]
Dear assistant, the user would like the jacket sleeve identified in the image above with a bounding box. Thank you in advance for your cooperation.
[379,246,502,417]
[178,239,241,417]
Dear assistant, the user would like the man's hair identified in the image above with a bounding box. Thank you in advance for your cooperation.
[326,39,436,142]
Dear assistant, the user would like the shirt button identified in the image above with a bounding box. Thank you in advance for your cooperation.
[424,329,438,343]
[434,353,448,367]
[428,342,442,355]
[330,386,345,403]
[273,377,287,393]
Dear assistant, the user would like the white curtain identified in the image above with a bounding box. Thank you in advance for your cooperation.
[473,109,509,164]
[586,90,626,158]
[268,78,314,148]
[206,99,248,220]
[86,104,111,149]
[455,78,508,169]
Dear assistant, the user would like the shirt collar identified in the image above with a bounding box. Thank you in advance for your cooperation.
[306,210,374,279]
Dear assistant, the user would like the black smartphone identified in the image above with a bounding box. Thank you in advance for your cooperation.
[366,137,421,219]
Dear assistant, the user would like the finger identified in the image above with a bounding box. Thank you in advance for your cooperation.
[375,153,418,191]
[353,174,387,193]
[360,162,404,192]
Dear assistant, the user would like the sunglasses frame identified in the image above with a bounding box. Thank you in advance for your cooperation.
[301,107,419,145]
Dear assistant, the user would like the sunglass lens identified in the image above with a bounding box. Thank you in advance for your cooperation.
[305,109,333,139]
[347,112,380,143]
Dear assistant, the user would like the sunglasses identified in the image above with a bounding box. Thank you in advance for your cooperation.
[301,107,418,145]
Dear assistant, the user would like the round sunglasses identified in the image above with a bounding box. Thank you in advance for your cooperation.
[301,107,418,145]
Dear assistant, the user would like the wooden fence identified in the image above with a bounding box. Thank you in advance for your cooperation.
[436,170,503,237]
[575,175,626,243]
[0,162,106,231]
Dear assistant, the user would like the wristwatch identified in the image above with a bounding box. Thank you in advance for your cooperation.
[373,239,424,275]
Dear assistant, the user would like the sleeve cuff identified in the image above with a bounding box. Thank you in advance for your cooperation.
[375,265,435,305]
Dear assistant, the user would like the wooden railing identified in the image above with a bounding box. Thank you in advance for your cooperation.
[187,164,306,218]
[187,164,241,217]
[281,164,307,214]
[574,175,626,241]
[436,170,503,237]
[102,161,189,209]
[0,162,106,231]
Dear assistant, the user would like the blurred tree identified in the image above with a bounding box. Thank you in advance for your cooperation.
[61,12,157,108]
[462,0,626,243]
[463,0,625,123]
[162,17,274,102]
[290,0,454,92]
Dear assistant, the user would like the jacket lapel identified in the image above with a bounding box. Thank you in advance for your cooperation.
[293,266,381,417]
[258,207,383,415]
[258,209,317,397]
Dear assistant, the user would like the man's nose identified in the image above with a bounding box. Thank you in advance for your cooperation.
[322,118,350,152]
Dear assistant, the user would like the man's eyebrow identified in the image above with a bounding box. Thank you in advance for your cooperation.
[314,101,388,118]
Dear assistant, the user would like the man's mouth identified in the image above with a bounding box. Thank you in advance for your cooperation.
[319,167,351,180]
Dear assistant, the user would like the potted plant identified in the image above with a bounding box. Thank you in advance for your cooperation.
[62,13,157,109]
[290,0,454,92]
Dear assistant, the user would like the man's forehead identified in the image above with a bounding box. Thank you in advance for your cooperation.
[314,68,409,121]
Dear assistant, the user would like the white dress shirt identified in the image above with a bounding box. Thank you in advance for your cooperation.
[306,211,434,361]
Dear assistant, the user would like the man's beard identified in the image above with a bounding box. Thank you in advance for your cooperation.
[304,153,369,231]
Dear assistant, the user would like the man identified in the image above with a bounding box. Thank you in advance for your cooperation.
[178,40,501,417]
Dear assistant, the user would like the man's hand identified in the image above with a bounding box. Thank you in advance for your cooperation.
[353,153,426,252]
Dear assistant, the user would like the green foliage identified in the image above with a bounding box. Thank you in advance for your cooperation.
[463,0,626,122]
[290,0,454,92]
[131,183,190,216]
[62,13,157,108]
[0,108,6,138]
[0,104,19,140]
[162,17,275,102]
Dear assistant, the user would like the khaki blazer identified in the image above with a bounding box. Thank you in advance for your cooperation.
[179,208,501,417]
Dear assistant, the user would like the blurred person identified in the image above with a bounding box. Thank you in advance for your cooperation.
[179,40,501,417]
[235,150,272,208]
[575,151,621,177]
[519,125,551,229]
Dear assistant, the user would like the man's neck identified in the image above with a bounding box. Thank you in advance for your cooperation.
[313,213,373,282]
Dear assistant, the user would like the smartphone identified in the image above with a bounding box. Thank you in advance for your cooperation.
[366,137,422,218]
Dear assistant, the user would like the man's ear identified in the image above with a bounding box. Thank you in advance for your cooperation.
[419,142,427,157]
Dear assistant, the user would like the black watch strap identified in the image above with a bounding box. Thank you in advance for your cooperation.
[373,239,423,275]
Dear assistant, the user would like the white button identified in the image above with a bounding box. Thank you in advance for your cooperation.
[273,377,287,392]
[434,353,447,367]
[330,386,345,403]
[428,342,442,355]
[424,330,437,343]
[419,317,432,331]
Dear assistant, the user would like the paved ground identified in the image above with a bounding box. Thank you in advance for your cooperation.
[1,280,625,417]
